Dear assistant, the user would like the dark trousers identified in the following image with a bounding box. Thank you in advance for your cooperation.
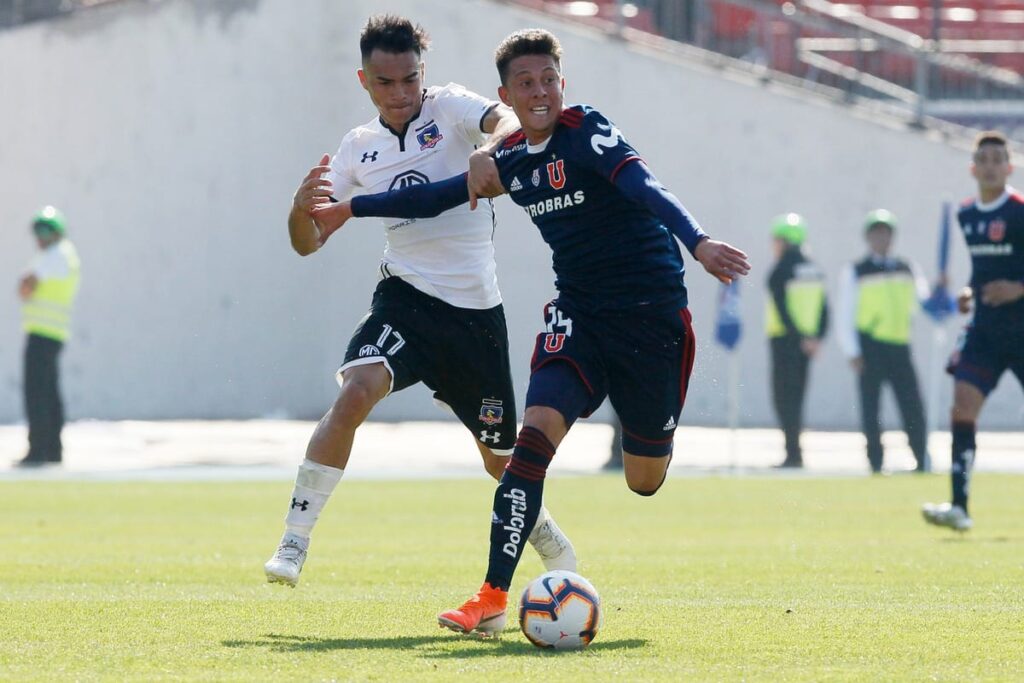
[770,336,809,464]
[23,333,65,462]
[858,335,927,472]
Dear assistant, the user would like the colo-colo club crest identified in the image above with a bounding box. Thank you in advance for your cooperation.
[479,399,504,426]
[416,120,444,150]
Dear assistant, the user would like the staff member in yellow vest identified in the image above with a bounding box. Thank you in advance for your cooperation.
[766,213,828,468]
[838,210,930,473]
[15,206,81,467]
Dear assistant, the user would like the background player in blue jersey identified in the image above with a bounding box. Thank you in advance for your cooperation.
[313,28,751,635]
[923,131,1024,532]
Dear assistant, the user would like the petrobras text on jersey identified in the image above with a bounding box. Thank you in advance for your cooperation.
[522,191,586,218]
[969,243,1014,256]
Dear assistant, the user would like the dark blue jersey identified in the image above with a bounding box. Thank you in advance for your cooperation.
[493,105,689,314]
[956,188,1024,326]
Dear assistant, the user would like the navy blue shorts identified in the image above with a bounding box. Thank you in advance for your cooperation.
[947,319,1024,396]
[340,277,517,455]
[527,299,696,455]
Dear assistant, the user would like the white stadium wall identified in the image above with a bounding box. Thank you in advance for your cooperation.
[1,0,1020,429]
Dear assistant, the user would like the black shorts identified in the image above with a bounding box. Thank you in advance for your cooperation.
[339,277,516,454]
[528,299,696,455]
[947,318,1024,396]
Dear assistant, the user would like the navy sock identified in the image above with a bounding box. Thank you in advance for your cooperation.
[951,421,976,514]
[485,426,555,591]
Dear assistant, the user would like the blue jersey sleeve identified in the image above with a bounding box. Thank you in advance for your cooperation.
[351,173,470,219]
[613,160,709,256]
[569,106,643,182]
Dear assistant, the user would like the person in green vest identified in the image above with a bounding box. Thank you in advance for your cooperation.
[766,213,828,468]
[837,210,930,473]
[15,206,81,467]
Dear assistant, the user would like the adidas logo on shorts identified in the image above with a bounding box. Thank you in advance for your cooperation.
[663,416,676,431]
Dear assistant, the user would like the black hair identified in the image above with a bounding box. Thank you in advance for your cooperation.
[974,130,1011,161]
[360,14,430,60]
[494,28,563,84]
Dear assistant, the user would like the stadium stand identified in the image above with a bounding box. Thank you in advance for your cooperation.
[516,0,1024,138]
[0,0,124,29]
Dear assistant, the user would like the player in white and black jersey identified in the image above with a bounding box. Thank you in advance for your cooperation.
[265,15,576,586]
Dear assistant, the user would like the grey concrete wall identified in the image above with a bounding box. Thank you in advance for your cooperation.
[1,0,1020,429]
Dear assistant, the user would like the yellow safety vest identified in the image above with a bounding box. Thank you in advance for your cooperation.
[766,262,826,338]
[854,258,916,345]
[22,240,80,342]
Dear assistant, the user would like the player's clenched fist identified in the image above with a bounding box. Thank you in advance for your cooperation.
[293,154,334,215]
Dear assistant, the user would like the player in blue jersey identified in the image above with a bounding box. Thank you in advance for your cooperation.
[312,28,750,635]
[923,131,1024,532]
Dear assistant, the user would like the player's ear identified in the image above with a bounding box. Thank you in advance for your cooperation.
[498,85,512,107]
[357,68,368,90]
[419,61,425,80]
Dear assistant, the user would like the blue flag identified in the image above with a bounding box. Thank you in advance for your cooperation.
[715,280,742,351]
[923,201,957,322]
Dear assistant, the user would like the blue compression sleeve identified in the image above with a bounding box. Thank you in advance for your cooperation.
[351,172,470,219]
[614,160,708,256]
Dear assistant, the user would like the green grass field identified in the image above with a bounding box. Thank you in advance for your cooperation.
[1,474,1022,681]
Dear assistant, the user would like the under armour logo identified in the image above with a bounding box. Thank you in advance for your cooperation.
[291,498,309,511]
[361,151,379,163]
[480,430,501,444]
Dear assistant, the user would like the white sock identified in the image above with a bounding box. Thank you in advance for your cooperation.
[529,505,552,542]
[283,458,344,539]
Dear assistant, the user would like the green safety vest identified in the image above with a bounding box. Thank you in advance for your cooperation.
[766,262,826,338]
[854,257,916,345]
[22,240,80,342]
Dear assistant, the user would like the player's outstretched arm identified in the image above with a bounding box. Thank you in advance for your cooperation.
[288,154,333,256]
[614,160,750,282]
[328,173,476,222]
[311,173,482,247]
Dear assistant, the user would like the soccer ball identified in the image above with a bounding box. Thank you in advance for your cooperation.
[518,570,602,649]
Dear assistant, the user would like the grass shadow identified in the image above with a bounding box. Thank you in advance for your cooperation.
[223,633,647,656]
[939,535,1014,544]
[419,637,648,658]
[222,633,450,652]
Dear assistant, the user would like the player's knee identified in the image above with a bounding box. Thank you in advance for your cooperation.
[628,482,663,497]
[622,435,672,497]
[624,469,667,497]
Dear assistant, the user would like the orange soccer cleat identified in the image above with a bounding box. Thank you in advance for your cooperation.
[437,583,509,638]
